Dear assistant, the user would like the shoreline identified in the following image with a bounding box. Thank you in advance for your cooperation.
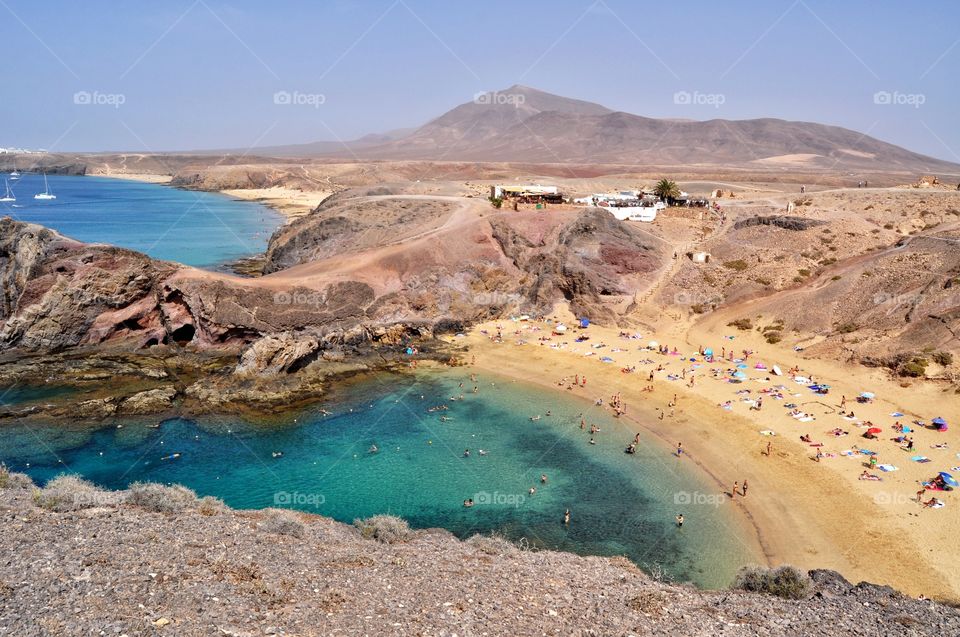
[87,171,327,222]
[458,316,960,601]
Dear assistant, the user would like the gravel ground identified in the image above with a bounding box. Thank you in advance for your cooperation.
[0,481,957,636]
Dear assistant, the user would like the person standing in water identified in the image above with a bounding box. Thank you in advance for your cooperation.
[676,513,684,527]
[563,509,571,525]
[676,442,683,457]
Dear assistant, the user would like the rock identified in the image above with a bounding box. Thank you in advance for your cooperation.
[119,387,177,415]
[235,332,321,375]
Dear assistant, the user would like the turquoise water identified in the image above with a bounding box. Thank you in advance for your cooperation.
[0,174,282,269]
[0,369,757,588]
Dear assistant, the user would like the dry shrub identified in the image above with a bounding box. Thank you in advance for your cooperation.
[353,514,413,543]
[127,482,198,513]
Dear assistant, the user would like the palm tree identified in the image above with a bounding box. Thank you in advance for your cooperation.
[653,178,680,203]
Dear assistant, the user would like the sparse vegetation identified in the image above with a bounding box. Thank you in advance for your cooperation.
[354,514,413,543]
[899,357,929,378]
[797,269,811,277]
[837,323,858,334]
[35,475,114,512]
[468,532,517,555]
[127,482,198,513]
[0,465,33,490]
[733,565,812,600]
[198,495,227,516]
[488,196,503,209]
[259,509,306,538]
[932,351,954,366]
[723,260,750,272]
[753,276,771,286]
[728,318,753,331]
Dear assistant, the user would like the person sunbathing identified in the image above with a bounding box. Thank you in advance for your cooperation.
[800,434,813,443]
[924,497,943,508]
[859,471,881,481]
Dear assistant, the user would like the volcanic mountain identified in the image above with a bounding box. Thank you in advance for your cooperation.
[259,85,959,173]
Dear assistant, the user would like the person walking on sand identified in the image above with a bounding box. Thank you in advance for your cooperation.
[765,441,772,457]
[742,479,748,497]
[732,481,738,499]
[676,513,684,527]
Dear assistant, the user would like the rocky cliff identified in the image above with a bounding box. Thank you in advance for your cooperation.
[0,477,955,636]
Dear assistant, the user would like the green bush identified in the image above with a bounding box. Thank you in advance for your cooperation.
[932,351,953,366]
[354,514,413,543]
[488,196,503,209]
[899,359,928,378]
[722,260,750,272]
[733,565,812,599]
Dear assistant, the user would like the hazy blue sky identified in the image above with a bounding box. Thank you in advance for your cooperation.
[2,0,958,160]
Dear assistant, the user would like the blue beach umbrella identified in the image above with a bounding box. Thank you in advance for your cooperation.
[939,472,958,487]
[737,363,748,369]
[704,348,714,357]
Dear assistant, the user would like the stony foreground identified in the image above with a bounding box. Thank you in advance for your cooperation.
[1,483,958,636]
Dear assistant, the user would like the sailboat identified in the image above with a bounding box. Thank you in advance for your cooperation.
[34,173,56,200]
[0,179,14,202]
[9,164,19,180]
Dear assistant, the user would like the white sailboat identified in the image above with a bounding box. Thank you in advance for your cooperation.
[0,179,14,202]
[9,164,20,180]
[34,173,56,200]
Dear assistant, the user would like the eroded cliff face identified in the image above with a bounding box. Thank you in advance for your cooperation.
[0,194,668,375]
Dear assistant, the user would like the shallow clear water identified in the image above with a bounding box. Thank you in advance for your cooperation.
[0,369,758,588]
[0,174,282,269]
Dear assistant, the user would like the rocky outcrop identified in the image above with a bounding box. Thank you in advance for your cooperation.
[0,483,955,636]
[733,215,826,231]
[235,332,320,375]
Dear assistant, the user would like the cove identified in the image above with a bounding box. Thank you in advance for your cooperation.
[0,174,282,269]
[0,368,759,589]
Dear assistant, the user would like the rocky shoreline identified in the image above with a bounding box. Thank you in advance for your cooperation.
[0,475,957,636]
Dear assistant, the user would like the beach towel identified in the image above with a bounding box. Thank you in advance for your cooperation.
[759,430,776,436]
[798,416,815,422]
[890,412,904,417]
[912,456,932,463]
[878,464,898,472]
[840,450,858,457]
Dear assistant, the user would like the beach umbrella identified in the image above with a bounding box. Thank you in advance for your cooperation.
[772,365,783,376]
[939,472,959,487]
[734,371,747,379]
[866,427,883,435]
[648,340,659,349]
[901,426,912,433]
[860,392,876,399]
[932,417,947,426]
[704,348,713,357]
[579,318,590,328]
[737,363,748,369]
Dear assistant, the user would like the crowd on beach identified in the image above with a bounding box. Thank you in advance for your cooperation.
[470,318,956,532]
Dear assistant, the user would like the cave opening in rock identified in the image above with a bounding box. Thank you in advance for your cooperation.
[170,324,196,345]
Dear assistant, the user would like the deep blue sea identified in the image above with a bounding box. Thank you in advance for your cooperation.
[0,368,758,588]
[0,173,282,269]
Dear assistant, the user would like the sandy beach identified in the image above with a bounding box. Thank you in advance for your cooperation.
[458,310,960,601]
[93,172,173,184]
[222,186,331,220]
